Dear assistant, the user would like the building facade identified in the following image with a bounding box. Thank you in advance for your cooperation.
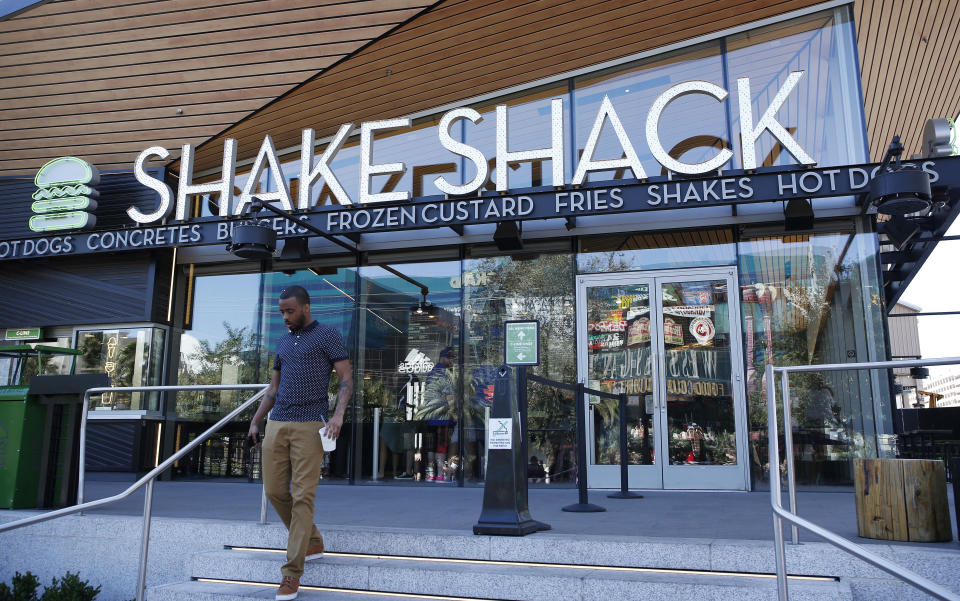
[2,0,959,491]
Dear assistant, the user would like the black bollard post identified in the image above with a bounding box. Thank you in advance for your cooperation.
[518,366,529,483]
[474,366,551,535]
[609,393,643,499]
[563,382,605,512]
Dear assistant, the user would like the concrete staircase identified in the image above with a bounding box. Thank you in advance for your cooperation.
[147,527,857,601]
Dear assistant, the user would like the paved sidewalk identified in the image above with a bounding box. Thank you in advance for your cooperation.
[65,476,960,549]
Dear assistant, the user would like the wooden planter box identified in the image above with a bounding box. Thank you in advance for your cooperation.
[854,458,952,542]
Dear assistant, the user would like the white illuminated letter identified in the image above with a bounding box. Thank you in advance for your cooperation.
[360,118,411,204]
[496,98,564,191]
[129,146,173,224]
[737,71,815,170]
[435,108,487,196]
[235,135,293,215]
[646,81,734,174]
[299,125,354,208]
[176,139,236,220]
[572,95,647,185]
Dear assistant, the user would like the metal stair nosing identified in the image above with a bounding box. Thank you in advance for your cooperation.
[148,549,853,601]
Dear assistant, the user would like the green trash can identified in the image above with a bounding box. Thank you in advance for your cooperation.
[0,385,46,509]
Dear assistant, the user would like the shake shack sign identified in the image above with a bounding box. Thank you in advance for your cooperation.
[1,71,956,261]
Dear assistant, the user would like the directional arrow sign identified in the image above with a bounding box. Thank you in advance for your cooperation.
[505,321,539,366]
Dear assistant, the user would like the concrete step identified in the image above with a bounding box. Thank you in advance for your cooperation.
[171,548,852,601]
[148,580,454,601]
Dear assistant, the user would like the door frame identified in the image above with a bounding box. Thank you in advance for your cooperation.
[576,266,751,491]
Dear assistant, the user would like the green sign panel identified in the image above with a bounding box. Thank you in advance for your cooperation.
[5,328,41,341]
[505,321,539,366]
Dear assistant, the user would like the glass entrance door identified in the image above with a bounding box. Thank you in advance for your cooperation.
[577,268,749,490]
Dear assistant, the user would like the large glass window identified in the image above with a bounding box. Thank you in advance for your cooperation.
[725,10,865,171]
[573,43,727,183]
[738,227,889,487]
[355,261,461,483]
[261,268,358,481]
[174,272,262,480]
[464,252,577,486]
[77,326,165,411]
[176,273,262,422]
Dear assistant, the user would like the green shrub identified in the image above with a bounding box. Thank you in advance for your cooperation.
[39,573,100,601]
[0,572,100,601]
[0,572,40,601]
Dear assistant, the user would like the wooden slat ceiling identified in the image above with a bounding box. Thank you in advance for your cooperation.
[181,0,830,175]
[179,0,960,177]
[0,0,436,176]
[856,0,960,159]
[4,1,957,179]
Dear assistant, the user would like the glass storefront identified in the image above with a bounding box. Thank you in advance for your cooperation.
[169,218,891,489]
[738,227,889,488]
[463,252,577,485]
[77,326,165,411]
[161,7,886,489]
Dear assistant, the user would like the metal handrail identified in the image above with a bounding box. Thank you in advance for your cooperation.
[0,384,268,601]
[766,357,960,601]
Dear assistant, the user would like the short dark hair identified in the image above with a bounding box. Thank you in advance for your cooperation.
[279,285,310,305]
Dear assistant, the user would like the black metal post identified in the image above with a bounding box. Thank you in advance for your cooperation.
[518,366,529,480]
[563,382,605,512]
[609,393,642,499]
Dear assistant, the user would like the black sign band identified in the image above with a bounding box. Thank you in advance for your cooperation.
[1,158,957,261]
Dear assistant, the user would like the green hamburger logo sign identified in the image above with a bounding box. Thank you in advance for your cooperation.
[30,156,99,232]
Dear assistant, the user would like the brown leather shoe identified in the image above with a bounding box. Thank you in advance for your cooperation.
[275,575,299,600]
[306,539,324,560]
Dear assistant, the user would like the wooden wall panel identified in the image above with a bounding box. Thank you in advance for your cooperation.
[0,0,436,176]
[856,0,960,160]
[184,0,829,174]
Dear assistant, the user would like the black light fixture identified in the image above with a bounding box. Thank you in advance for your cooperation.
[910,366,929,380]
[227,221,276,260]
[783,198,814,231]
[308,266,338,277]
[877,215,920,250]
[278,236,310,261]
[228,200,357,261]
[493,220,523,251]
[869,136,933,216]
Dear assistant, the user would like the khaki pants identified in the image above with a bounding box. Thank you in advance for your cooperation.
[262,419,326,578]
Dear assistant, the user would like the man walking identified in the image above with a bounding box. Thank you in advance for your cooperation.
[248,285,353,600]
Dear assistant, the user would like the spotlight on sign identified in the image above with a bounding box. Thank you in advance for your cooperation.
[877,215,920,251]
[228,222,276,260]
[783,198,814,231]
[278,236,310,261]
[910,367,929,380]
[870,136,932,216]
[493,220,523,251]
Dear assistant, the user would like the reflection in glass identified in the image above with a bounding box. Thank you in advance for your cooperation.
[176,273,262,422]
[739,230,889,486]
[725,9,865,169]
[466,86,571,191]
[464,253,576,485]
[586,283,654,466]
[573,43,726,182]
[659,279,737,466]
[77,327,165,411]
[356,262,460,483]
[175,272,263,480]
